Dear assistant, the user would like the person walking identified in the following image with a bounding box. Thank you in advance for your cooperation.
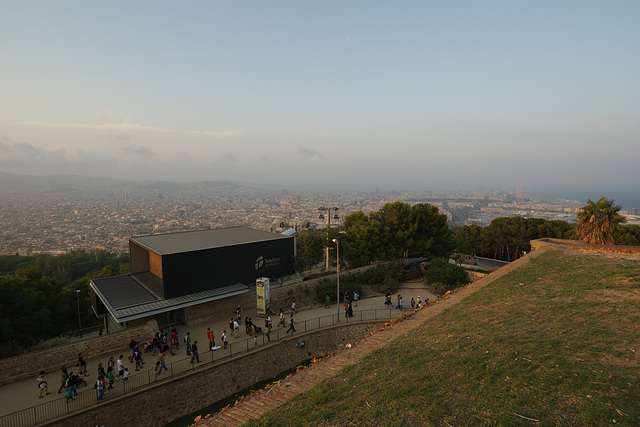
[128,338,137,362]
[353,291,359,307]
[77,353,88,377]
[57,367,69,394]
[325,293,331,308]
[235,304,242,324]
[286,314,296,334]
[65,377,74,403]
[152,362,163,381]
[190,341,200,363]
[185,332,191,355]
[95,376,105,401]
[278,308,285,327]
[37,371,50,398]
[117,355,125,378]
[207,327,214,350]
[134,346,144,371]
[157,352,169,374]
[222,330,228,349]
[106,366,116,390]
[233,319,239,338]
[291,301,296,314]
[151,334,161,356]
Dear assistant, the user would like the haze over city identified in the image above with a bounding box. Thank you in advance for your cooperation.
[1,2,638,206]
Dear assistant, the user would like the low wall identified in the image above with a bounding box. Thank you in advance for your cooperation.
[46,321,386,427]
[531,238,640,255]
[0,320,158,386]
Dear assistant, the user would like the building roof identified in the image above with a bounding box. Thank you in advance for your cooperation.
[130,226,291,256]
[90,275,249,323]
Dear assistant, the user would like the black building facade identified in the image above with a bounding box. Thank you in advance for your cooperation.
[90,227,295,330]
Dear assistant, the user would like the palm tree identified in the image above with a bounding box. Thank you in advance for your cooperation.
[576,197,626,245]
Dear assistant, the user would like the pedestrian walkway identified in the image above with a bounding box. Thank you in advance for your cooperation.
[0,281,435,418]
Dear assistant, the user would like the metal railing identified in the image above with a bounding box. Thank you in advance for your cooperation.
[0,307,411,427]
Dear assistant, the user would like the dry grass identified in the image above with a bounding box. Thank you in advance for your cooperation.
[245,247,640,426]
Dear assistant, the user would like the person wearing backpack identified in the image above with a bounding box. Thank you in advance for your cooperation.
[190,341,200,363]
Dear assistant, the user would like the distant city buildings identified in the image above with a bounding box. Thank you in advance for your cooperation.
[0,184,636,256]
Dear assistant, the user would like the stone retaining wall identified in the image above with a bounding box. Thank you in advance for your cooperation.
[531,238,640,255]
[0,320,158,386]
[45,321,386,427]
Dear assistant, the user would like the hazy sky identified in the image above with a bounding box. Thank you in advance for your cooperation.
[1,1,639,195]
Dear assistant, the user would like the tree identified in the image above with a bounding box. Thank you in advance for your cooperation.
[576,197,626,245]
[342,211,390,267]
[371,202,417,258]
[613,225,640,246]
[483,217,529,261]
[453,224,484,256]
[296,230,325,269]
[408,203,454,259]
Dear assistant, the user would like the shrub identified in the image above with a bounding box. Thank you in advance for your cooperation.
[423,258,469,296]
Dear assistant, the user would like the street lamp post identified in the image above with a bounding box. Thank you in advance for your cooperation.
[332,239,340,322]
[76,289,82,329]
[318,206,338,270]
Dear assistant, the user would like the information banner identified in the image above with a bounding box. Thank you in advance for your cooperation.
[256,277,270,316]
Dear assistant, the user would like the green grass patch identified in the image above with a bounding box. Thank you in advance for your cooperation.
[245,248,640,426]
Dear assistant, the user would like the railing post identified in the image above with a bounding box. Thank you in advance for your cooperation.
[171,363,174,379]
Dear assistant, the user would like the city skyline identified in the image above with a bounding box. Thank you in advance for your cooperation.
[1,2,639,197]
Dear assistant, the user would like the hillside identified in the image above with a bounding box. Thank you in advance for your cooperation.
[238,247,640,426]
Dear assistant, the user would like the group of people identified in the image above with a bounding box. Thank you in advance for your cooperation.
[34,292,437,404]
[38,352,133,403]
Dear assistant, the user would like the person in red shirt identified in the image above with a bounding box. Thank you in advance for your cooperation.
[206,327,214,351]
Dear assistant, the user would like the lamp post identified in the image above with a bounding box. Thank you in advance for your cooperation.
[332,238,340,322]
[76,289,82,329]
[318,206,338,270]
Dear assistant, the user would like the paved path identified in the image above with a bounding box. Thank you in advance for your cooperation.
[0,281,435,417]
[198,249,547,426]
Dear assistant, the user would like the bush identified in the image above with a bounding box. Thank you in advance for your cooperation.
[423,258,469,296]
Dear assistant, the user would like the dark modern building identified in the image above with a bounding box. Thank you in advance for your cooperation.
[90,227,295,331]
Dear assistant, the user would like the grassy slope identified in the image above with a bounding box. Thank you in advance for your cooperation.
[246,248,640,426]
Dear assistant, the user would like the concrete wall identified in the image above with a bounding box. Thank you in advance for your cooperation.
[46,321,386,427]
[0,320,157,386]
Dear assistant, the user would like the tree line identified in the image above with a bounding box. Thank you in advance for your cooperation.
[0,251,130,358]
[295,198,640,266]
[1,197,636,357]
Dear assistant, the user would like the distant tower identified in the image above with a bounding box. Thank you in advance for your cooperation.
[633,208,638,216]
[516,185,522,200]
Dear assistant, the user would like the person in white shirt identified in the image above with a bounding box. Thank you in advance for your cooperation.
[116,355,125,378]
